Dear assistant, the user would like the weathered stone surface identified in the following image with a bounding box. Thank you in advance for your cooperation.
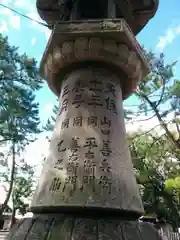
[62,41,74,62]
[6,4,161,239]
[40,19,149,100]
[89,37,103,58]
[6,215,162,240]
[74,38,89,60]
[31,67,143,215]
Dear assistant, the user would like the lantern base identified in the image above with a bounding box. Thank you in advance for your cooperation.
[7,213,160,239]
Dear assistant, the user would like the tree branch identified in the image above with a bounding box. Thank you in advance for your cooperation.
[0,138,12,143]
[136,92,180,150]
[174,113,180,139]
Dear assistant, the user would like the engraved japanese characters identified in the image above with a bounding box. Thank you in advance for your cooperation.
[32,68,143,213]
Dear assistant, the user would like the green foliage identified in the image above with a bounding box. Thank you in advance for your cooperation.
[135,51,180,149]
[0,34,42,214]
[44,103,59,132]
[165,177,180,210]
[125,50,180,228]
[0,34,43,146]
[12,160,35,215]
[129,132,180,229]
[165,177,180,190]
[0,146,35,215]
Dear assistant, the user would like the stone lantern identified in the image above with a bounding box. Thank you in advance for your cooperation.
[7,0,161,239]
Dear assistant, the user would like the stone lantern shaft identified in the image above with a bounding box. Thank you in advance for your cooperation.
[30,19,149,218]
[32,66,143,216]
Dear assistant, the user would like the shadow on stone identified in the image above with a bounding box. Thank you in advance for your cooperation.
[7,214,162,240]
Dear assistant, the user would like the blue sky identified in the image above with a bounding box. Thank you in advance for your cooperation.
[0,0,180,124]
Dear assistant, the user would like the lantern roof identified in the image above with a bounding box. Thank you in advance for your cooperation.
[36,0,159,35]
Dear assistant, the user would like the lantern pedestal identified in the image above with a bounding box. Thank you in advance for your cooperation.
[8,214,161,239]
[7,20,160,240]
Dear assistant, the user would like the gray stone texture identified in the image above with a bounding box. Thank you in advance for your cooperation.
[31,67,143,215]
[6,215,162,240]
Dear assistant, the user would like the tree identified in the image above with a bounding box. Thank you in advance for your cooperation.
[129,133,180,230]
[0,34,43,215]
[10,160,35,228]
[132,51,179,151]
[124,50,180,229]
[165,177,180,213]
[0,156,36,228]
[44,103,59,132]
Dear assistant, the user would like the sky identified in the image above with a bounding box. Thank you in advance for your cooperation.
[0,0,180,123]
[0,0,180,187]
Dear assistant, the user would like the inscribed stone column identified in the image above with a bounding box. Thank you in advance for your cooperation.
[6,1,161,239]
[30,20,148,216]
[32,67,143,214]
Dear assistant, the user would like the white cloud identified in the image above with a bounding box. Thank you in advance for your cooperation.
[156,25,180,51]
[31,37,36,45]
[14,0,25,7]
[13,0,35,13]
[42,103,54,115]
[176,26,180,34]
[125,112,179,140]
[1,1,51,41]
[0,20,9,33]
[0,8,12,16]
[126,115,160,135]
[27,11,51,41]
[9,15,20,29]
[0,6,20,29]
[44,28,51,41]
[21,133,50,178]
[156,29,175,50]
[1,0,12,4]
[0,133,50,209]
[27,12,41,24]
[22,134,49,164]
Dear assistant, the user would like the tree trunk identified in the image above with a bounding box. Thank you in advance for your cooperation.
[10,206,16,229]
[136,92,180,150]
[0,141,15,215]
